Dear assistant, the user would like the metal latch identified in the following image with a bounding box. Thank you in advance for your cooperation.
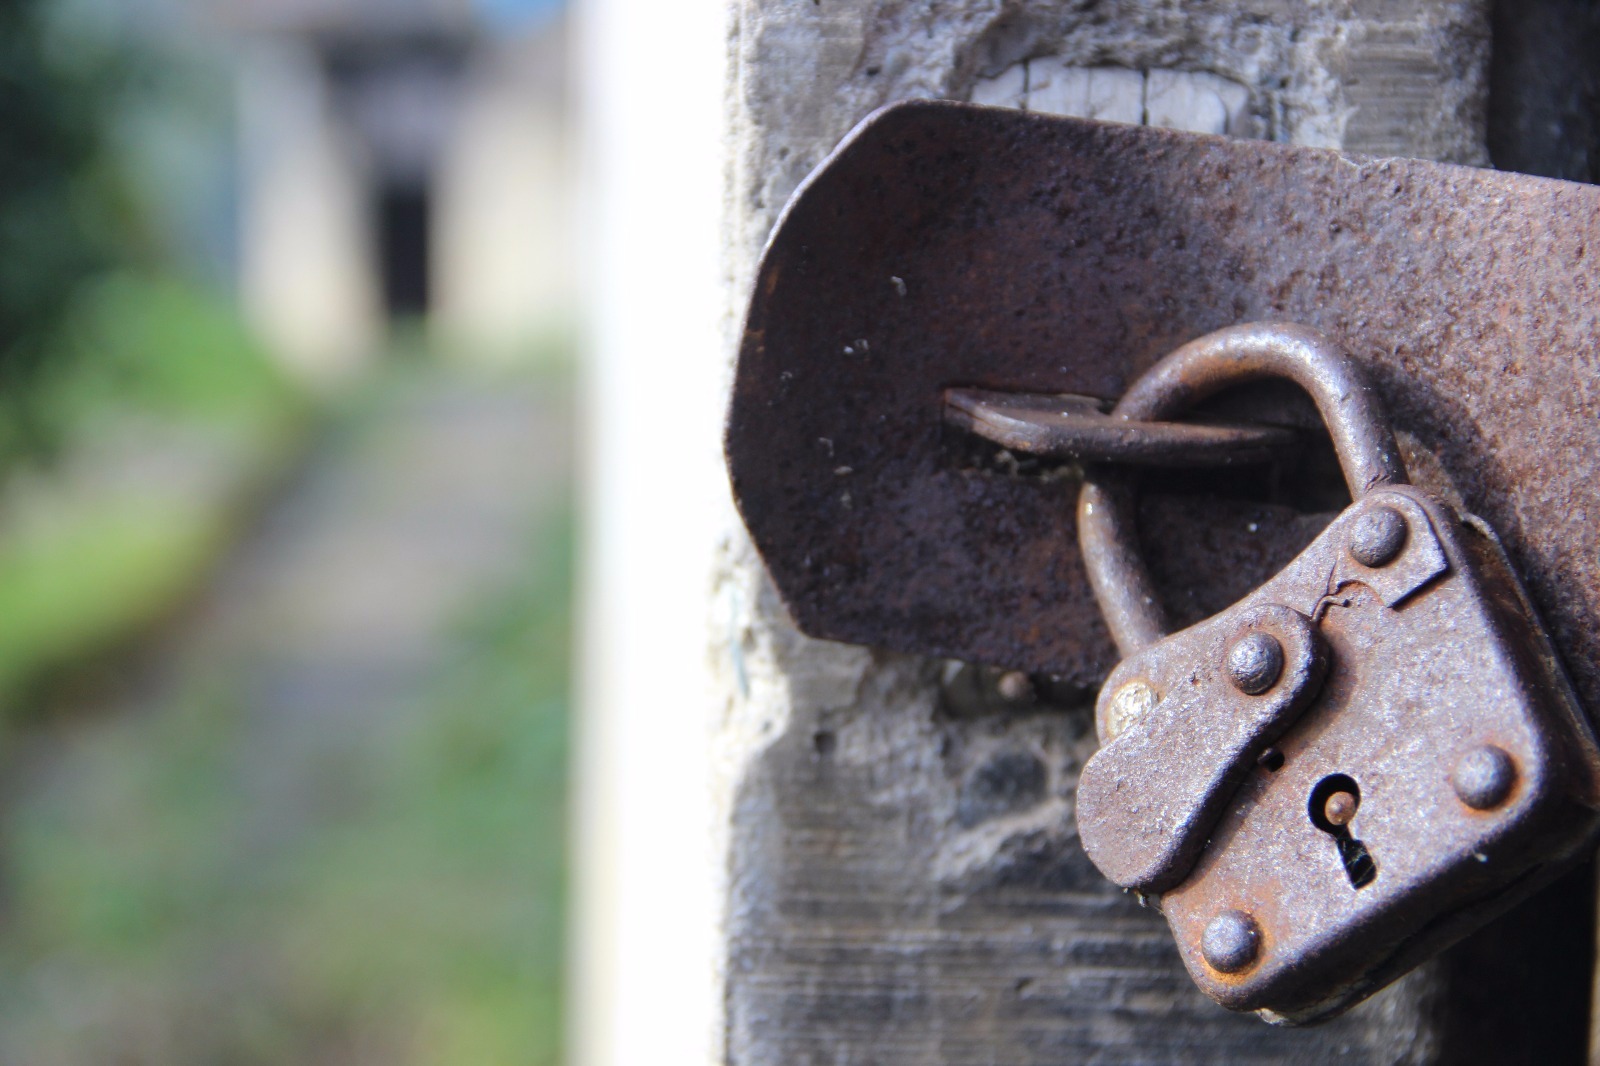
[726,100,1600,1023]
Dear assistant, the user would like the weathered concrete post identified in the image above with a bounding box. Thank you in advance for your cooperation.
[576,1,1600,1062]
[713,3,1516,1063]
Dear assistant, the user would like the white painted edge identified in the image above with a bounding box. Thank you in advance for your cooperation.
[570,0,730,1063]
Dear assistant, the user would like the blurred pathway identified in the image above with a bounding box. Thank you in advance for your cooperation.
[0,363,573,1064]
[181,367,569,851]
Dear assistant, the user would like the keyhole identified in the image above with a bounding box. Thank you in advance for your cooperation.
[1308,774,1378,889]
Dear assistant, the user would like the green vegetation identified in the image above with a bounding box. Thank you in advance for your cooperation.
[0,0,307,712]
[0,7,572,1063]
[0,274,307,711]
[0,462,572,1064]
[38,273,303,435]
[0,0,126,380]
[0,0,306,714]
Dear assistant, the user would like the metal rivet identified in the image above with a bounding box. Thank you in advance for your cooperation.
[1323,790,1359,828]
[1202,909,1261,973]
[996,670,1034,702]
[1349,506,1408,568]
[1104,680,1158,741]
[1452,745,1516,810]
[1226,632,1283,695]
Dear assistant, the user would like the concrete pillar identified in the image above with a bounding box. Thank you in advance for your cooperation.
[573,2,1600,1064]
[716,3,1491,1064]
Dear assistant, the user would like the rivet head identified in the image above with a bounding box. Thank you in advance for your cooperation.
[996,670,1034,703]
[1452,745,1516,810]
[1226,632,1283,695]
[1104,680,1158,741]
[1202,909,1261,973]
[1323,790,1359,828]
[1349,506,1408,568]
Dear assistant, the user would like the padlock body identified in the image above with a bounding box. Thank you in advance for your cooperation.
[1081,487,1600,1021]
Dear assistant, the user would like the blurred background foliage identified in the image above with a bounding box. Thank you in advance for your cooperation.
[0,493,571,1062]
[0,0,307,708]
[0,0,572,1061]
[0,0,131,433]
[0,274,309,714]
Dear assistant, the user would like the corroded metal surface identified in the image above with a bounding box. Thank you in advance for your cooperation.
[1081,481,1600,1021]
[943,387,1298,466]
[1076,602,1327,894]
[1078,323,1410,656]
[725,101,1600,712]
[1136,486,1600,1023]
[1070,326,1600,1022]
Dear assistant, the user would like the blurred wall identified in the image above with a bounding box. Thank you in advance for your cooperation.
[238,38,381,381]
[435,25,573,357]
[233,6,570,378]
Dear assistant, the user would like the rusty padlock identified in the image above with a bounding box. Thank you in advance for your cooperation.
[1072,323,1600,1024]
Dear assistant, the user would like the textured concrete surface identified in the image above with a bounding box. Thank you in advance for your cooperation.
[716,2,1494,1062]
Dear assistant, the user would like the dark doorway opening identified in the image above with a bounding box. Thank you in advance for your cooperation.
[377,182,430,317]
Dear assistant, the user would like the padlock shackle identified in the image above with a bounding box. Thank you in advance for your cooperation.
[1079,323,1408,657]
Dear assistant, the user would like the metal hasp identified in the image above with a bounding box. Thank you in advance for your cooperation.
[724,100,1600,719]
[725,102,1600,1022]
[1071,325,1600,1022]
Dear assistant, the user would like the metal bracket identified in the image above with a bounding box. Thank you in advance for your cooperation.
[725,100,1600,714]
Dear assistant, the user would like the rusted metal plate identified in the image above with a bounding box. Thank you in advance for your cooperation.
[725,101,1600,706]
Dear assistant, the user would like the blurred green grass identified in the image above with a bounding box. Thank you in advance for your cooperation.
[0,448,572,1066]
[0,278,572,1062]
[37,272,304,432]
[0,273,309,712]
